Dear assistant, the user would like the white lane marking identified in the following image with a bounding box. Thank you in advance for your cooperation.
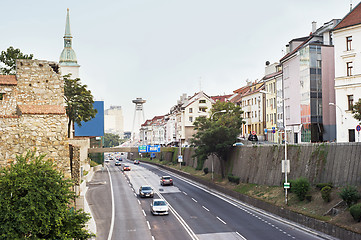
[202,206,209,211]
[152,236,155,240]
[216,216,227,225]
[142,209,146,217]
[192,198,197,203]
[147,221,151,230]
[105,166,115,240]
[134,193,137,197]
[129,166,198,240]
[138,199,141,205]
[236,231,247,240]
[183,191,188,195]
[154,167,317,239]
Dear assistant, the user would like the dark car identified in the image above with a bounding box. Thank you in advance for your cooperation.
[248,134,258,142]
[134,160,140,164]
[160,176,173,186]
[139,185,154,198]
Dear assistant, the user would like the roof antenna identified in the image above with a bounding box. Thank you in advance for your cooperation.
[350,0,353,11]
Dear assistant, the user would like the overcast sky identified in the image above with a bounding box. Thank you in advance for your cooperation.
[0,0,353,131]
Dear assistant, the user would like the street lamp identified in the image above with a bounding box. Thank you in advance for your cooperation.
[329,103,344,124]
[260,90,289,205]
[209,109,227,181]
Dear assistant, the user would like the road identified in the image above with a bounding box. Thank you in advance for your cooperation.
[87,159,337,240]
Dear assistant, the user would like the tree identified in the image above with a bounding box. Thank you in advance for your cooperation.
[191,101,244,178]
[0,150,95,239]
[104,133,121,147]
[64,74,97,138]
[352,98,361,124]
[0,46,33,74]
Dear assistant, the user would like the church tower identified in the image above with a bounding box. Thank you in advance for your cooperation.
[59,8,80,78]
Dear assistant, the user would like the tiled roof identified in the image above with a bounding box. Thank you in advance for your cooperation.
[17,105,66,115]
[210,94,232,102]
[262,71,283,80]
[0,75,17,85]
[334,2,361,30]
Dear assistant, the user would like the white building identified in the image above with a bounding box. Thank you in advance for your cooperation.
[333,3,361,142]
[104,106,124,137]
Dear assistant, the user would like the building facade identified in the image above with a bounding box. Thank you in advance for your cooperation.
[333,3,361,142]
[105,106,124,137]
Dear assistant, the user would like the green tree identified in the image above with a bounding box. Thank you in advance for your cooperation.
[0,150,95,239]
[104,133,121,147]
[0,46,33,74]
[352,98,361,124]
[191,101,244,178]
[64,74,97,138]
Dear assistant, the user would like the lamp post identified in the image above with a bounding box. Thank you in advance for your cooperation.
[210,110,227,181]
[260,90,288,205]
[329,103,344,124]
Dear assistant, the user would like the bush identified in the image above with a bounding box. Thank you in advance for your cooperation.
[203,167,209,174]
[339,185,361,208]
[227,174,240,184]
[350,203,361,222]
[292,177,310,201]
[321,186,332,202]
[305,194,312,202]
[316,182,333,190]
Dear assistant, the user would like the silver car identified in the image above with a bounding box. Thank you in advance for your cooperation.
[150,199,169,215]
[139,185,154,198]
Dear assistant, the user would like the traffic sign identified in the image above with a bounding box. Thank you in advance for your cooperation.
[272,127,275,130]
[252,131,256,135]
[178,155,183,163]
[284,182,290,189]
[264,129,268,133]
[357,125,361,132]
[272,129,276,133]
[138,145,147,153]
[147,145,161,153]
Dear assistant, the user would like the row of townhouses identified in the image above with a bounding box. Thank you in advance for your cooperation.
[140,3,361,145]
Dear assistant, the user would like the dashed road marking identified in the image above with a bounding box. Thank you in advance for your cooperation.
[142,209,146,217]
[191,198,197,203]
[216,216,226,225]
[147,221,151,230]
[202,206,209,211]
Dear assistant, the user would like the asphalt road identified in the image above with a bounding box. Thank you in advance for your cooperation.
[87,159,337,240]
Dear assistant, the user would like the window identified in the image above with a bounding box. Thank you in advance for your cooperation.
[199,108,206,112]
[346,36,352,51]
[348,95,354,110]
[347,62,353,76]
[189,108,192,113]
[199,100,206,103]
[189,117,193,122]
[0,93,4,100]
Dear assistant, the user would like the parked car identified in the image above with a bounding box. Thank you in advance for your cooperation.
[233,142,244,146]
[115,160,121,166]
[160,176,173,186]
[134,160,140,164]
[123,165,131,171]
[139,185,154,198]
[150,199,169,215]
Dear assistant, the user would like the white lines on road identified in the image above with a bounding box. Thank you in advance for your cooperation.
[216,216,227,225]
[236,231,247,240]
[134,193,137,197]
[202,206,209,212]
[151,236,155,240]
[142,209,146,217]
[105,166,115,240]
[191,198,197,203]
[138,199,141,205]
[147,221,151,230]
[183,191,188,195]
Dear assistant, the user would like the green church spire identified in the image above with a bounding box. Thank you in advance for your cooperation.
[60,8,79,66]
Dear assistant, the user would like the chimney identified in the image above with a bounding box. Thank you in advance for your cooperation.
[312,21,317,33]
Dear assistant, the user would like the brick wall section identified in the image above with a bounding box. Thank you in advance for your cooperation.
[0,59,70,178]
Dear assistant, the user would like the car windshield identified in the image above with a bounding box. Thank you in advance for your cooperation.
[154,201,166,206]
[142,187,152,190]
[163,177,170,180]
[124,165,129,167]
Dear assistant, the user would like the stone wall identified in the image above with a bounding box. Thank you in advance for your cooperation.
[0,60,70,177]
[137,143,361,186]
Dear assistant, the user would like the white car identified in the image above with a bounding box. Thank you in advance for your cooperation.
[150,199,169,215]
